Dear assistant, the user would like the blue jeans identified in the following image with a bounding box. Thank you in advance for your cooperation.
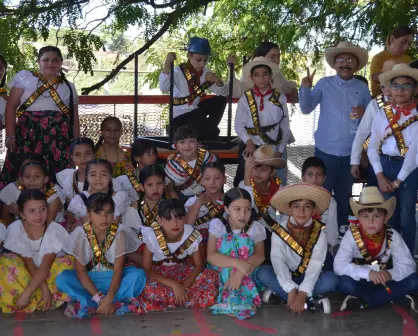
[315,148,353,230]
[255,265,339,301]
[338,273,418,308]
[276,147,288,186]
[380,156,418,253]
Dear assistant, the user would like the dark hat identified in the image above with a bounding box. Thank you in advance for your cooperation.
[187,37,211,56]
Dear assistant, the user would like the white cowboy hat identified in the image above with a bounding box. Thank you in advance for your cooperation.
[378,63,418,91]
[324,41,368,71]
[381,59,399,73]
[270,183,331,215]
[242,57,281,85]
[253,144,286,169]
[350,186,396,219]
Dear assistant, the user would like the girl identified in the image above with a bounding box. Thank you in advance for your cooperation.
[0,161,64,225]
[0,219,5,251]
[0,189,73,313]
[207,188,266,320]
[0,46,79,190]
[68,159,129,225]
[0,53,8,130]
[139,199,218,311]
[131,138,158,178]
[95,117,134,178]
[56,193,146,318]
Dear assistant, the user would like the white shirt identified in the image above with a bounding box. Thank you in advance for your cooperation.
[334,227,416,282]
[184,196,224,230]
[270,220,328,296]
[367,105,418,181]
[113,175,140,204]
[4,220,68,267]
[56,168,85,201]
[234,91,290,153]
[10,70,78,112]
[208,218,266,243]
[159,66,228,118]
[0,222,6,243]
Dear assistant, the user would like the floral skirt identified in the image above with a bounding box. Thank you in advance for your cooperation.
[209,233,262,320]
[0,110,72,190]
[139,264,218,312]
[0,253,74,313]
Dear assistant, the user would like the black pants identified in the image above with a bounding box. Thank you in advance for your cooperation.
[233,141,261,187]
[171,96,227,140]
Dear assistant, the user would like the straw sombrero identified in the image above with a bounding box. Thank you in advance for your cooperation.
[350,186,396,219]
[324,41,368,71]
[242,57,281,85]
[253,145,286,168]
[378,63,418,91]
[270,183,331,215]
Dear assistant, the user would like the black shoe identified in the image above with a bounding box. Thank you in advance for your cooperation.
[306,296,331,314]
[262,289,285,304]
[340,295,368,311]
[392,295,416,310]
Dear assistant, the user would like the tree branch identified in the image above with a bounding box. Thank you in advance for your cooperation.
[0,0,90,17]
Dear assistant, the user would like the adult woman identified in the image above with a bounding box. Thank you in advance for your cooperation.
[370,25,414,97]
[0,46,79,188]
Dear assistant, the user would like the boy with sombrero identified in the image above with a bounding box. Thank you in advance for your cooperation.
[233,58,291,187]
[160,36,228,140]
[255,183,338,314]
[367,63,418,253]
[335,186,418,311]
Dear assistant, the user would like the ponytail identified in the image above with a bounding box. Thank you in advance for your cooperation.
[95,136,104,152]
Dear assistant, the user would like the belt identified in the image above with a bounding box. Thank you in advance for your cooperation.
[381,154,404,161]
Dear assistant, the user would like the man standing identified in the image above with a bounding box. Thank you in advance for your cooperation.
[299,41,371,240]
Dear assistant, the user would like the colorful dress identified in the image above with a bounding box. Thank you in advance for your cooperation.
[139,223,218,311]
[0,220,74,313]
[208,218,266,319]
[56,223,146,318]
[96,149,134,178]
[0,70,78,189]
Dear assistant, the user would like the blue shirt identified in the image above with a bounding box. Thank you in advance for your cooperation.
[299,75,372,157]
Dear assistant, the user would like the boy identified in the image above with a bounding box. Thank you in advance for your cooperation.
[255,183,338,313]
[335,186,418,311]
[159,37,227,140]
[165,126,217,199]
[234,58,291,187]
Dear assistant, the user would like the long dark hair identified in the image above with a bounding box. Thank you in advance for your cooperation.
[95,116,123,151]
[253,41,280,58]
[0,53,7,88]
[223,187,252,232]
[17,189,47,213]
[69,137,95,156]
[131,139,158,168]
[86,192,115,214]
[83,159,113,197]
[138,164,165,201]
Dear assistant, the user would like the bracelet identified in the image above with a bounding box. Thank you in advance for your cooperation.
[92,291,105,304]
[393,180,400,188]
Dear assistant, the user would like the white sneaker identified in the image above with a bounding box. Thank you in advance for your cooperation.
[262,289,273,303]
[307,296,331,314]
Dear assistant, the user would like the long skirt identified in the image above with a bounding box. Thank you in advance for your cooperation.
[0,110,72,189]
[139,264,218,312]
[0,253,74,313]
[209,232,262,320]
[56,266,147,318]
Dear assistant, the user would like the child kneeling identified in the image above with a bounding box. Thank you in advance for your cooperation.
[255,184,338,314]
[335,186,418,311]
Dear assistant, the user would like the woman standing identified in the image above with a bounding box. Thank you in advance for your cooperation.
[0,46,79,188]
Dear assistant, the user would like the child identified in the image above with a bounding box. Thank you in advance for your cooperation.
[255,184,338,314]
[160,36,228,140]
[56,193,146,318]
[67,159,129,225]
[165,126,216,198]
[0,189,73,313]
[95,116,134,178]
[367,64,418,253]
[139,199,218,311]
[0,219,5,251]
[207,188,266,320]
[335,186,418,311]
[233,58,291,186]
[131,138,158,178]
[0,53,8,130]
[0,161,64,224]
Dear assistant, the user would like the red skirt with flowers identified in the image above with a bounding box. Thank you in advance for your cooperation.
[139,263,218,312]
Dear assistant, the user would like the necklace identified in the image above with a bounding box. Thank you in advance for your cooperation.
[103,143,120,164]
[28,225,47,253]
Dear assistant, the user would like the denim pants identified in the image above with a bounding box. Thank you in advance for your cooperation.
[380,156,418,253]
[338,273,418,308]
[315,148,353,230]
[255,265,339,301]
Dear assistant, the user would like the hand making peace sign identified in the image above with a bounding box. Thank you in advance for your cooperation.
[301,67,316,87]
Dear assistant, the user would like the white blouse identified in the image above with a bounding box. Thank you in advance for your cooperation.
[0,222,6,242]
[113,175,140,204]
[122,206,144,231]
[10,70,78,112]
[4,220,68,267]
[63,224,141,271]
[208,218,266,243]
[184,196,224,230]
[56,168,85,201]
[141,224,202,263]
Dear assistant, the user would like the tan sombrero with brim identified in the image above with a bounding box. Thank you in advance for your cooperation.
[253,145,286,168]
[324,41,368,71]
[270,183,331,215]
[242,57,281,85]
[350,186,396,219]
[378,63,418,91]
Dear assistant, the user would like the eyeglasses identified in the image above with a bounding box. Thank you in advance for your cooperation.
[335,57,357,64]
[390,83,415,91]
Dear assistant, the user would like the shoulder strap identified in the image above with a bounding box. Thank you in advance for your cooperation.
[80,193,89,206]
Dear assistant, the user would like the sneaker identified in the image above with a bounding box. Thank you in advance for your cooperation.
[392,295,416,310]
[261,289,284,304]
[306,296,331,314]
[340,295,367,311]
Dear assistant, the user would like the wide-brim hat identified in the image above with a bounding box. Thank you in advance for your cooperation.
[253,145,286,168]
[350,186,396,219]
[242,57,281,85]
[324,41,368,71]
[270,183,331,215]
[378,63,418,90]
[187,36,211,56]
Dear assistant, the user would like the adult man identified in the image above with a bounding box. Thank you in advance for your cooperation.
[299,41,372,240]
